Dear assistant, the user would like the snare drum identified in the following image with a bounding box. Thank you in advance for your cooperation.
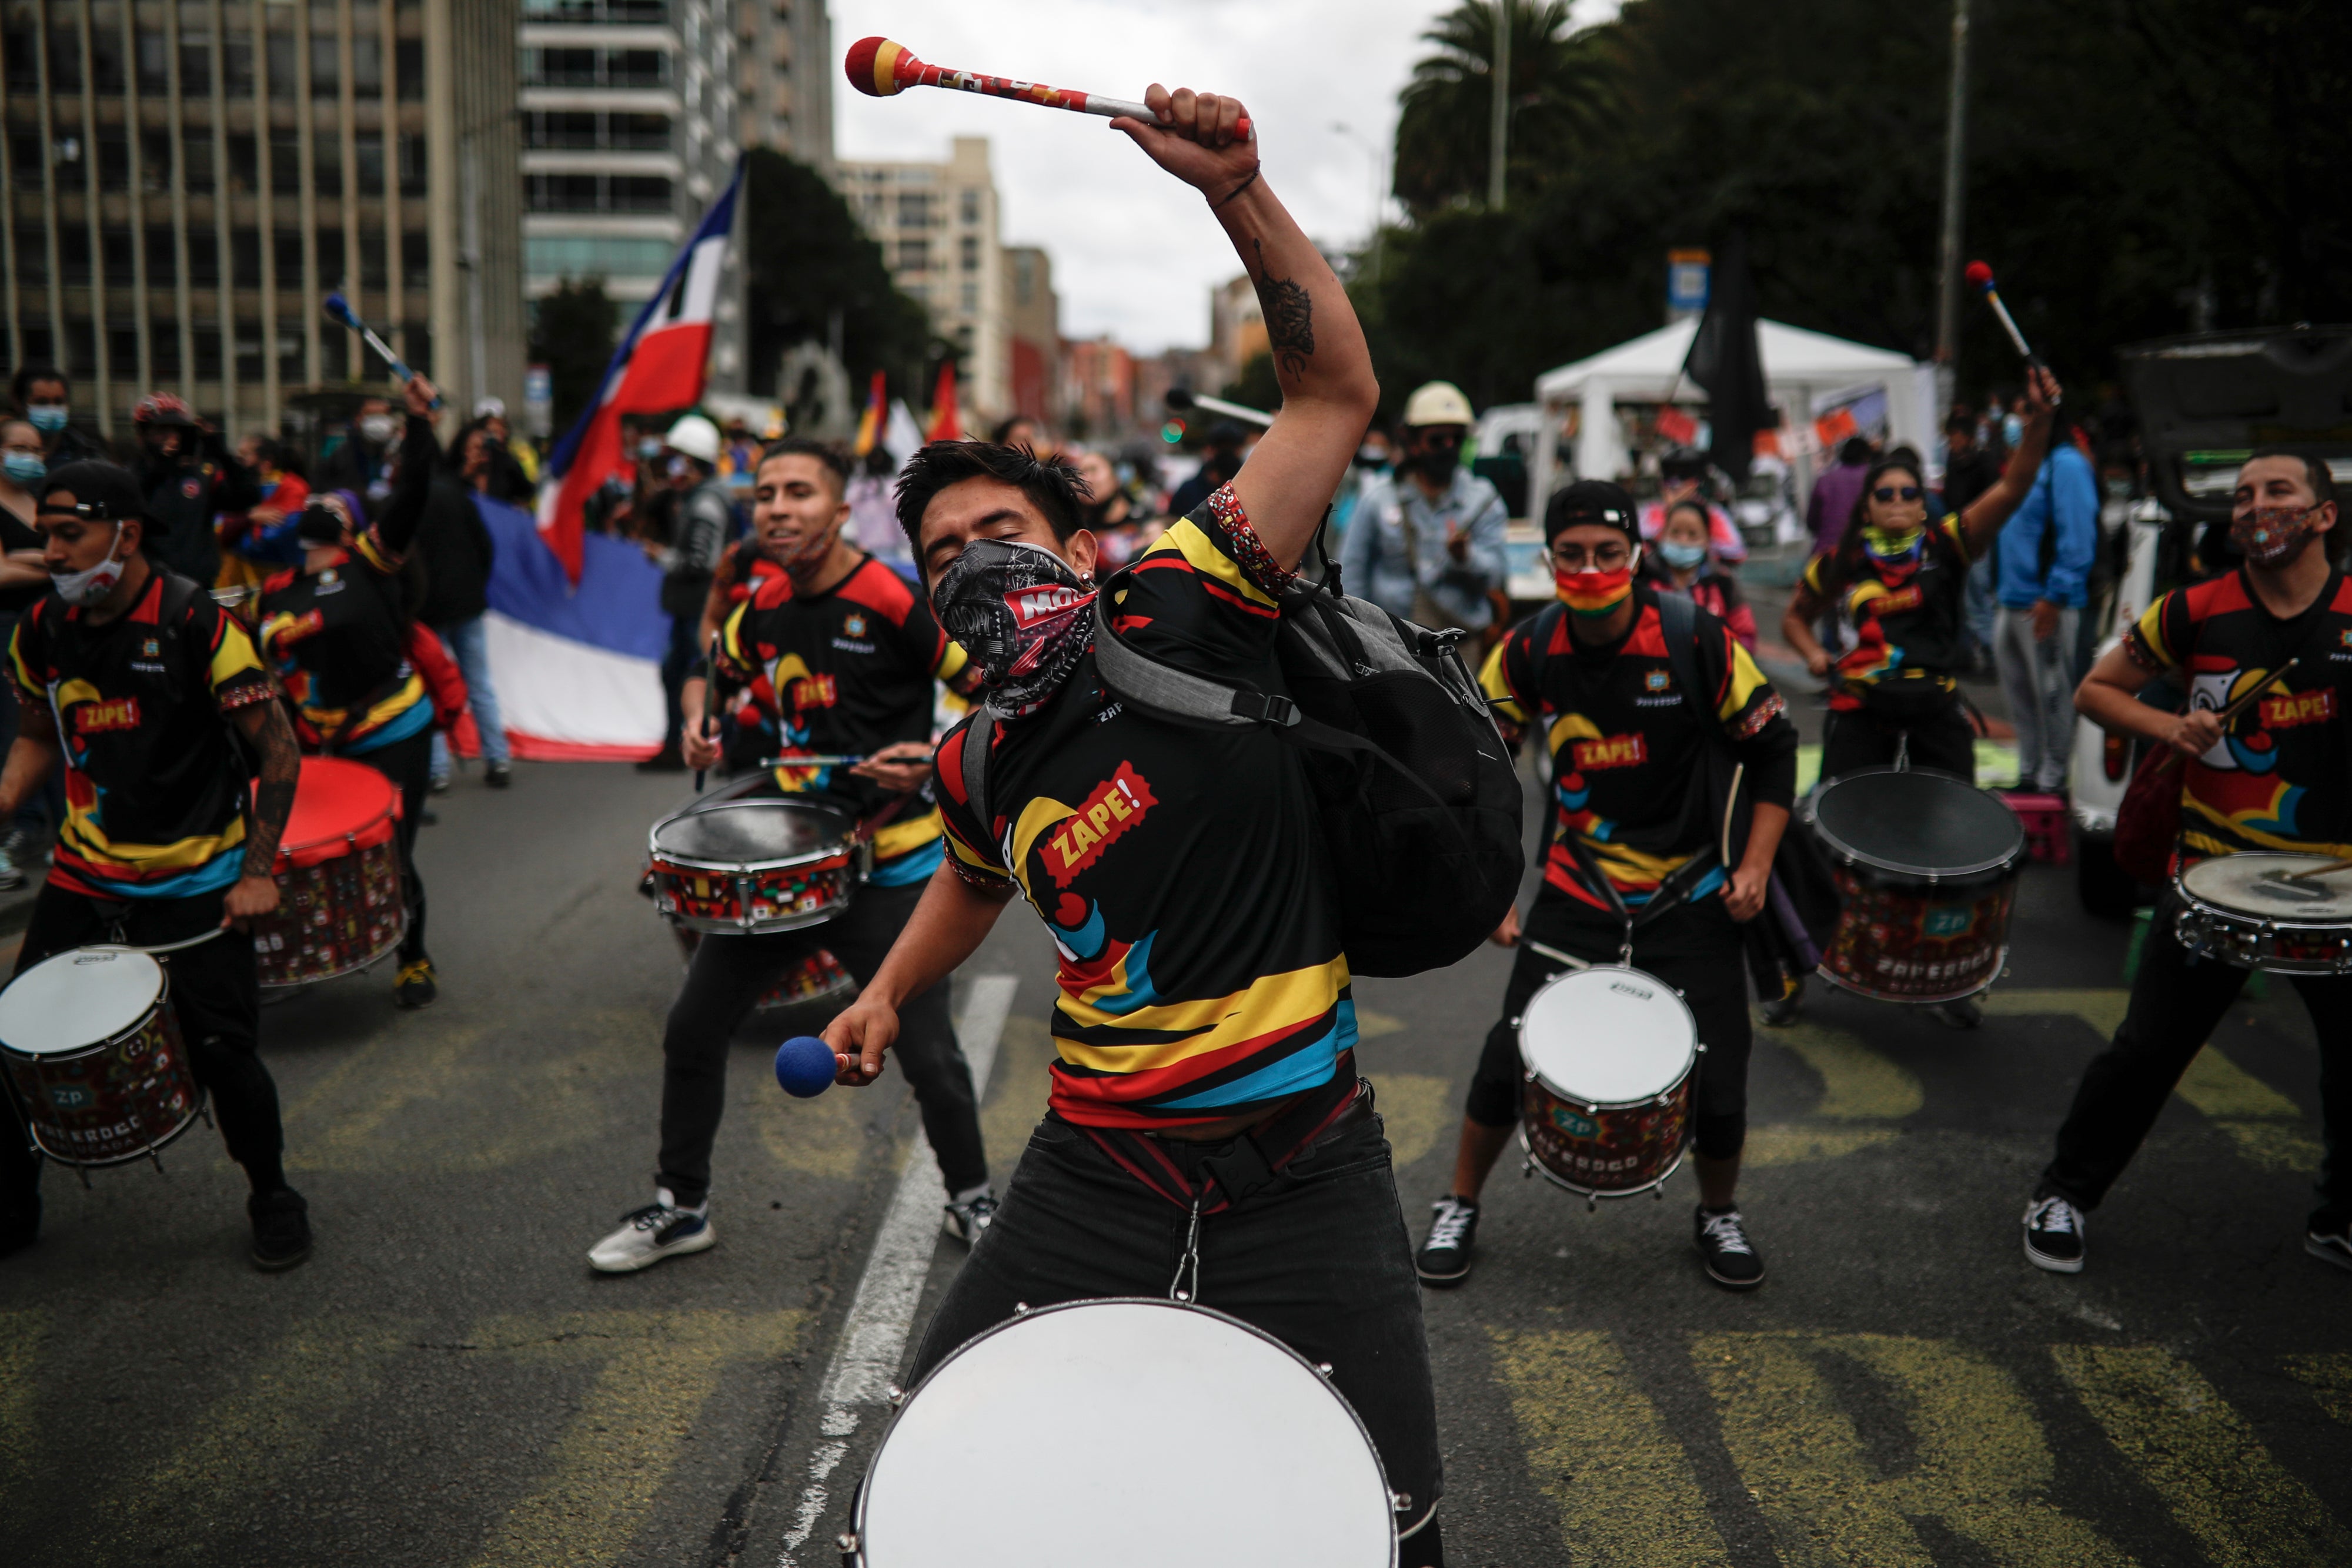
[2174,853,2352,973]
[248,756,406,989]
[0,947,198,1166]
[1810,768,2025,1003]
[647,798,857,935]
[1517,965,1699,1201]
[848,1299,1399,1567]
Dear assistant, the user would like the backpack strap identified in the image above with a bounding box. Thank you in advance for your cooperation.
[1088,583,1302,729]
[960,706,998,852]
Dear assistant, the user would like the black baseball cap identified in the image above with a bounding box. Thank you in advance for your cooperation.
[39,461,146,524]
[1544,479,1639,543]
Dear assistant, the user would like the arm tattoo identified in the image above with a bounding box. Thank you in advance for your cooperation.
[1250,238,1315,382]
[236,701,303,878]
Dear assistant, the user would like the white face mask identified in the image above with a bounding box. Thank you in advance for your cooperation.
[53,523,127,606]
[358,414,397,445]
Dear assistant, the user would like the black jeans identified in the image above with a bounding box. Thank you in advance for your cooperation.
[1466,891,1754,1160]
[2042,892,2351,1228]
[1,884,285,1236]
[343,728,430,963]
[1820,700,1977,783]
[656,878,985,1207]
[907,1106,1445,1564]
[658,613,698,754]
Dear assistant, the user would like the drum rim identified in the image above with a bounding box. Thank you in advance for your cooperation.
[646,798,856,873]
[2177,854,2352,928]
[1516,964,1699,1110]
[275,755,403,860]
[851,1296,1398,1566]
[1809,766,2027,882]
[0,944,171,1059]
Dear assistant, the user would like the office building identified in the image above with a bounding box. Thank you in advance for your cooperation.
[1002,242,1053,424]
[735,0,826,168]
[836,136,1005,421]
[1,0,526,439]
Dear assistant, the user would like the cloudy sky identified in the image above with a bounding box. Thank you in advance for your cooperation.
[829,0,1621,354]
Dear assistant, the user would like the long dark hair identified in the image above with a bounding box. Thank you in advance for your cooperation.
[1823,455,1950,596]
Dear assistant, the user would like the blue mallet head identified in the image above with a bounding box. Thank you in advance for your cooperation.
[323,291,358,329]
[774,1034,838,1098]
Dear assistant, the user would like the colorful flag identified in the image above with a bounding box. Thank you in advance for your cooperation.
[925,360,961,443]
[536,160,742,583]
[1655,405,1699,446]
[851,371,887,457]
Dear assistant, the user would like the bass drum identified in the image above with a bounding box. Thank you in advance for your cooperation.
[1517,965,1699,1201]
[2174,852,2352,974]
[1810,768,2025,1004]
[0,946,199,1167]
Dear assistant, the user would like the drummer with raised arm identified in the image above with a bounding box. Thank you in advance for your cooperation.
[1416,481,1799,1293]
[2024,449,2352,1279]
[255,372,444,1009]
[0,461,310,1268]
[586,438,994,1274]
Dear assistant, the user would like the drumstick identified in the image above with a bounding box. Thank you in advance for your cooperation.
[2286,854,2352,882]
[844,36,1252,139]
[2152,658,2299,775]
[756,754,870,770]
[1721,762,1745,870]
[693,631,721,793]
[1522,938,1591,972]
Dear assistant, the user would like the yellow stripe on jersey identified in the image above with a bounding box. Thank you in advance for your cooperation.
[1718,639,1772,723]
[59,809,246,876]
[300,672,427,741]
[1478,638,1522,723]
[871,808,943,861]
[1578,836,1696,890]
[2132,594,2179,671]
[720,599,752,668]
[1053,957,1352,1074]
[1142,519,1283,611]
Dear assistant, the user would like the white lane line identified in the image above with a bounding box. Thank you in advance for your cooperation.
[778,973,1017,1566]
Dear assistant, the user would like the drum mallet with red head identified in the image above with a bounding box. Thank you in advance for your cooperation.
[1965,261,2059,403]
[845,36,1252,139]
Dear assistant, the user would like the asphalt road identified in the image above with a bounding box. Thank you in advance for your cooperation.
[2,734,2348,1566]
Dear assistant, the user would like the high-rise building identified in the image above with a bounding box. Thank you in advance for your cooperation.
[1002,242,1054,424]
[836,136,1005,422]
[519,0,741,384]
[1,0,526,439]
[735,0,826,168]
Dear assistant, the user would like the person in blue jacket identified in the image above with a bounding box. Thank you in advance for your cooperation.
[1993,415,2099,792]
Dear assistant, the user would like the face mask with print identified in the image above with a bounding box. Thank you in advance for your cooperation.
[26,406,68,434]
[1,453,45,487]
[359,414,397,446]
[52,522,126,606]
[931,538,1097,716]
[2230,504,2324,568]
[1554,556,1636,618]
[1658,540,1708,571]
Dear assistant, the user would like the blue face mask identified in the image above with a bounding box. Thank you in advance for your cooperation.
[1659,540,1709,570]
[26,406,67,434]
[1,453,44,486]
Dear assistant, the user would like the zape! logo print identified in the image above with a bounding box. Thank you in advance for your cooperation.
[1571,733,1648,771]
[73,697,141,734]
[1043,763,1158,887]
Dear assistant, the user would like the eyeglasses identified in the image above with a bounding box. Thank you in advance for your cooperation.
[1550,541,1631,570]
[1872,485,1923,503]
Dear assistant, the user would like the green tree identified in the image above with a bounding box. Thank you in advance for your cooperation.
[744,148,940,406]
[527,278,618,436]
[1391,0,1617,218]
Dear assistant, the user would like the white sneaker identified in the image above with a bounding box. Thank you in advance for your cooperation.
[588,1189,714,1273]
[2023,1193,2086,1273]
[943,1192,997,1245]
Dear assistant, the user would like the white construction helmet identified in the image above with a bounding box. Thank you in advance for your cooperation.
[664,413,722,464]
[1401,380,1475,429]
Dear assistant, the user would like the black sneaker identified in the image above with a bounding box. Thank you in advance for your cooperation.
[1695,1205,1765,1290]
[942,1192,997,1244]
[1759,978,1803,1027]
[485,760,513,789]
[2306,1218,2352,1274]
[1415,1196,1479,1288]
[395,958,438,1009]
[2023,1193,2086,1273]
[1928,997,1983,1029]
[249,1187,312,1271]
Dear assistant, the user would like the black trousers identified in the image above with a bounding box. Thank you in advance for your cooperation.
[2042,892,2351,1228]
[907,1106,1445,1565]
[1820,700,1977,783]
[1466,891,1754,1160]
[656,878,985,1207]
[1,883,284,1237]
[342,729,430,964]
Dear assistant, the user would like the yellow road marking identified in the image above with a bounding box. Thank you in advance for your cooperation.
[0,1309,48,1532]
[467,1310,803,1568]
[2053,1343,2352,1567]
[2283,1353,2352,1426]
[979,1014,1054,1175]
[1699,1332,2132,1568]
[1981,988,2128,1037]
[1367,1073,1450,1168]
[1743,1125,1901,1164]
[1746,1017,1921,1167]
[1355,1007,1406,1039]
[1489,1328,1732,1567]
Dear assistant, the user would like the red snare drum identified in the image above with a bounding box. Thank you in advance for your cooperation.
[0,946,199,1167]
[647,798,857,935]
[249,756,406,989]
[1517,964,1700,1202]
[1809,768,2025,1004]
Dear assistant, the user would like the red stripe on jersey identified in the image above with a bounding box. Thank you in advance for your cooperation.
[835,557,920,627]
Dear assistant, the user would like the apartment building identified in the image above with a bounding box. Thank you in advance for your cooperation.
[1003,242,1053,424]
[1,0,525,438]
[734,0,826,168]
[836,136,1005,422]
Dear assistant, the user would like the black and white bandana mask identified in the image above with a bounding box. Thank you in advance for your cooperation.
[932,538,1097,717]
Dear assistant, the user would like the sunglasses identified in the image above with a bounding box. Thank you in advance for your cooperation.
[1872,485,1924,503]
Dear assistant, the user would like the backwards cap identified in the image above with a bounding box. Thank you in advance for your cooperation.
[1543,479,1639,543]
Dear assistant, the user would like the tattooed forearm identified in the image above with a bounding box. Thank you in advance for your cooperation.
[235,699,303,878]
[1250,238,1316,382]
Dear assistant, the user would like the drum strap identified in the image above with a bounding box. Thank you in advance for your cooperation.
[1075,1068,1372,1217]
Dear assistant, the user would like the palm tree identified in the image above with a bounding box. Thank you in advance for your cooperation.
[1392,0,1618,218]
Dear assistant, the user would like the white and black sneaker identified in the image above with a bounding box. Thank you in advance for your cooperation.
[1415,1196,1480,1288]
[587,1189,714,1273]
[2306,1219,2352,1274]
[1695,1205,1766,1290]
[2023,1193,2086,1273]
[943,1191,997,1244]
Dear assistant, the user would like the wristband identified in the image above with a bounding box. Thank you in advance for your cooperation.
[1211,168,1261,210]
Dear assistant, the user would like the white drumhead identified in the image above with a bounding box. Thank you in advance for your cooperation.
[0,947,164,1057]
[2180,853,2352,921]
[1518,965,1698,1105]
[861,1299,1395,1567]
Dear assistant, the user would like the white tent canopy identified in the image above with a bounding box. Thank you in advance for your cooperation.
[1529,317,1933,509]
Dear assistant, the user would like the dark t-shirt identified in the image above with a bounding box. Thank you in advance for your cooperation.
[0,505,45,616]
[1481,587,1798,913]
[8,570,278,898]
[2126,567,2352,863]
[1802,517,1975,713]
[936,487,1355,1132]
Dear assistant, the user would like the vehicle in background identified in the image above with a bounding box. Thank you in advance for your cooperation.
[2067,326,2352,917]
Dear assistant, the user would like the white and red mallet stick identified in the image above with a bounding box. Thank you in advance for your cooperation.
[1965,261,2052,373]
[844,36,1251,140]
